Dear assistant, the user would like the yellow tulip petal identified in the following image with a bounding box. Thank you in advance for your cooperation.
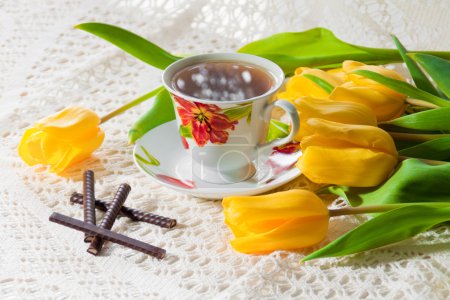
[326,67,347,82]
[293,97,377,138]
[303,118,397,156]
[223,189,324,211]
[36,106,101,140]
[298,145,397,187]
[18,106,104,174]
[18,128,43,166]
[343,60,405,81]
[342,60,407,99]
[276,91,296,102]
[40,132,72,165]
[329,84,405,122]
[294,67,307,75]
[296,67,344,87]
[230,216,329,254]
[48,147,74,174]
[284,75,330,99]
[342,60,365,70]
[225,204,328,237]
[223,189,329,243]
[49,129,104,174]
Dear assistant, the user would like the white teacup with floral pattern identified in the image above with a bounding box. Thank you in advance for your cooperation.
[162,53,299,184]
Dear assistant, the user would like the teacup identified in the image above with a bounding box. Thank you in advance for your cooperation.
[162,53,299,184]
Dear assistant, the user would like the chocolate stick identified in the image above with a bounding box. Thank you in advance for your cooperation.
[49,212,166,259]
[83,170,96,242]
[87,183,131,255]
[70,192,177,228]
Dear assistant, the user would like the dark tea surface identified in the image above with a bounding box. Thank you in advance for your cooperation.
[171,61,274,101]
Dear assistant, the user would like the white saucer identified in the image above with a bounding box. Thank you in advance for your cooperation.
[133,120,302,199]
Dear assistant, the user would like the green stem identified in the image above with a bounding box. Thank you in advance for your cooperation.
[328,202,450,217]
[387,131,450,142]
[100,86,165,124]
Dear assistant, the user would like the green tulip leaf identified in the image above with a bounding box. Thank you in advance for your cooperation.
[302,205,450,261]
[399,138,450,161]
[410,53,450,99]
[353,70,450,107]
[238,28,450,75]
[330,159,450,207]
[128,88,176,144]
[383,107,450,131]
[267,119,290,142]
[393,139,421,151]
[75,22,181,70]
[391,35,440,96]
[303,74,334,93]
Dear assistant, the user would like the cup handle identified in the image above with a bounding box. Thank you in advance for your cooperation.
[259,99,300,152]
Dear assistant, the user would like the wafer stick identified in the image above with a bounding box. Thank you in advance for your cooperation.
[49,212,166,259]
[88,184,130,255]
[70,192,177,228]
[83,170,96,242]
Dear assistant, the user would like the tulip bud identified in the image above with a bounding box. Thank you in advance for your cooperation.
[223,189,329,254]
[293,97,377,140]
[326,67,347,82]
[277,67,343,102]
[18,106,104,174]
[298,118,398,187]
[329,61,406,121]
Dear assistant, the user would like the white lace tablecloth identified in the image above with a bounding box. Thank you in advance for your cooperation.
[1,0,449,299]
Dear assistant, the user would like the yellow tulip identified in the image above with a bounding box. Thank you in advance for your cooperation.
[293,97,377,140]
[277,67,343,102]
[18,106,104,174]
[329,82,405,122]
[223,189,329,254]
[297,118,398,187]
[326,67,347,82]
[329,61,406,121]
[342,61,405,94]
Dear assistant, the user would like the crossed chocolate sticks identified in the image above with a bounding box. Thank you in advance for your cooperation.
[49,170,176,259]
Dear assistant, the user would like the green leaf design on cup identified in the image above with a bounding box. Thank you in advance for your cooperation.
[179,124,193,138]
[222,103,253,122]
[135,145,160,166]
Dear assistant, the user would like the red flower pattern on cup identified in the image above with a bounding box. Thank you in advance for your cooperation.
[155,174,196,189]
[272,141,301,155]
[180,136,189,150]
[174,95,238,147]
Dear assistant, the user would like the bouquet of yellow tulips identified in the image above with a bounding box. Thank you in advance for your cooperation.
[17,23,450,261]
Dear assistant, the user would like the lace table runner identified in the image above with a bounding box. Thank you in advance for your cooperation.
[1,0,449,299]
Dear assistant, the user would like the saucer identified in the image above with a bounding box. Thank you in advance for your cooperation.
[133,120,302,199]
